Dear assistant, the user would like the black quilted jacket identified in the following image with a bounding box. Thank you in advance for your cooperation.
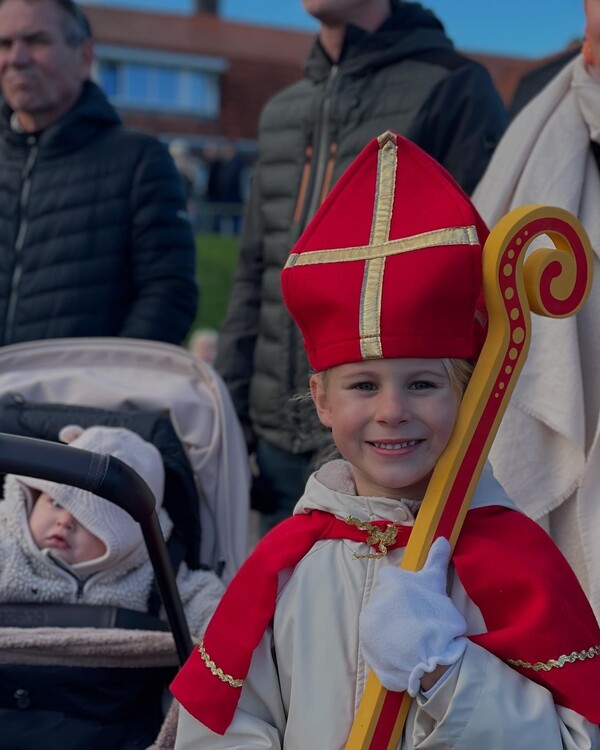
[0,81,198,345]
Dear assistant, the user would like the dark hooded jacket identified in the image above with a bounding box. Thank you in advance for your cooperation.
[0,81,198,346]
[215,1,507,455]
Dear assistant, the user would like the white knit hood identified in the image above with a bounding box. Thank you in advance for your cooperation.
[7,426,165,576]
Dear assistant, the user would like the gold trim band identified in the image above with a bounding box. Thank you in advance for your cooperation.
[360,257,385,359]
[359,131,397,359]
[198,640,243,688]
[507,645,600,672]
[285,226,479,269]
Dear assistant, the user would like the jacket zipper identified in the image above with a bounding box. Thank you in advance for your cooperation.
[48,553,88,600]
[319,141,338,206]
[5,138,38,345]
[75,576,85,599]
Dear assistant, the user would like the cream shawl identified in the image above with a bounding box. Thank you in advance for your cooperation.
[474,55,600,621]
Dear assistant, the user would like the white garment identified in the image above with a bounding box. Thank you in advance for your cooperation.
[473,54,600,620]
[174,460,598,750]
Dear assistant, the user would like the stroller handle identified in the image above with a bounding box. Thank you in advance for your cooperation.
[0,432,193,664]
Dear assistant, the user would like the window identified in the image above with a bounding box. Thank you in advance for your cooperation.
[99,61,118,98]
[93,45,226,118]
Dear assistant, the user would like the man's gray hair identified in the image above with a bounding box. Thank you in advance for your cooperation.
[0,0,92,45]
[59,0,92,45]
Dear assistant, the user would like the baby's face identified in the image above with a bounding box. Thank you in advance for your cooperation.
[28,492,106,565]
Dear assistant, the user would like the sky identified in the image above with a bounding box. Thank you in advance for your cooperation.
[78,0,585,59]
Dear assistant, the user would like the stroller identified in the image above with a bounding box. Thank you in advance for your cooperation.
[0,337,251,749]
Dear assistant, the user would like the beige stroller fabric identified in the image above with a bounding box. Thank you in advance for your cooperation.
[0,337,252,749]
[0,627,178,669]
[0,337,250,582]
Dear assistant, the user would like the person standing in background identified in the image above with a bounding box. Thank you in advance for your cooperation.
[215,0,507,534]
[474,0,600,621]
[0,0,198,346]
[206,141,247,236]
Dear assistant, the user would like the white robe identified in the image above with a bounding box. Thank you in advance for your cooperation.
[174,460,598,749]
[473,55,600,620]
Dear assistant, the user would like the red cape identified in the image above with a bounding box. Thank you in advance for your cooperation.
[172,505,600,734]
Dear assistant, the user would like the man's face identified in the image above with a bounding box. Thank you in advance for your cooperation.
[302,0,387,28]
[587,0,600,70]
[0,0,92,130]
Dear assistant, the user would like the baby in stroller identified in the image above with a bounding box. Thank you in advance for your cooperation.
[0,424,224,749]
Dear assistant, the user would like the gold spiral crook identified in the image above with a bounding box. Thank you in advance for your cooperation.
[345,204,593,750]
[482,204,592,398]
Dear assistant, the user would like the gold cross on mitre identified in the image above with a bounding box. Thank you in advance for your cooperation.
[284,131,479,359]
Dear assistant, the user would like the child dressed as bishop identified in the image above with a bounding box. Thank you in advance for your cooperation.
[171,132,600,749]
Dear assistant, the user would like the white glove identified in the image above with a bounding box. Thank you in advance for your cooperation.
[359,537,467,697]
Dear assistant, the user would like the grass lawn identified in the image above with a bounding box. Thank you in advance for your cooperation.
[191,232,239,334]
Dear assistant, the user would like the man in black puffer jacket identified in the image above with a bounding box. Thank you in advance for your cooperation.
[215,0,508,534]
[0,0,198,346]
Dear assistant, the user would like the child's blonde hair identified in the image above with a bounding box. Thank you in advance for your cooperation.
[441,358,475,397]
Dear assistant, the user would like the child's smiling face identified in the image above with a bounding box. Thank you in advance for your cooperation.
[311,357,461,502]
[28,492,106,565]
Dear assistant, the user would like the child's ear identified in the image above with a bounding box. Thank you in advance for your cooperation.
[310,374,333,428]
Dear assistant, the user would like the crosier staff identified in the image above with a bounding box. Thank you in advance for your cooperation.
[345,204,594,750]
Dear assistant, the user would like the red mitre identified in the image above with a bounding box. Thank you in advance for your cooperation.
[281,130,489,372]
